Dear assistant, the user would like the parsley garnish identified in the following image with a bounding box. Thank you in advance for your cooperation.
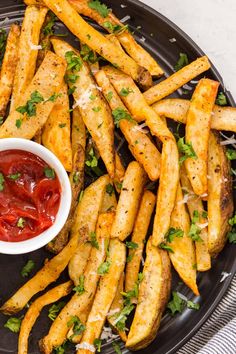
[73,171,80,185]
[126,254,133,263]
[17,217,25,228]
[8,173,21,180]
[89,94,96,101]
[43,11,56,36]
[0,116,3,125]
[103,21,123,33]
[89,231,99,249]
[65,73,79,84]
[177,137,197,164]
[112,342,122,354]
[85,148,98,168]
[228,229,236,244]
[54,344,66,354]
[93,338,102,352]
[112,107,133,127]
[167,291,200,315]
[125,241,138,249]
[174,53,189,71]
[59,123,66,128]
[4,317,22,333]
[46,93,61,102]
[165,227,184,243]
[106,183,114,195]
[16,91,44,117]
[202,210,208,218]
[92,106,101,112]
[0,28,7,66]
[21,260,35,277]
[80,44,97,64]
[159,243,174,253]
[106,91,113,102]
[78,190,84,202]
[67,316,86,339]
[48,301,65,321]
[121,272,143,306]
[88,0,110,18]
[97,260,110,275]
[226,148,236,160]
[15,119,22,129]
[120,87,133,96]
[114,303,135,331]
[188,210,202,242]
[216,92,227,106]
[44,167,55,179]
[73,275,85,295]
[0,172,5,191]
[65,51,82,72]
[68,86,76,95]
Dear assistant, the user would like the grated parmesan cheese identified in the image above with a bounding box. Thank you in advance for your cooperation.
[182,84,193,91]
[120,15,131,23]
[73,85,98,109]
[101,326,119,341]
[121,4,127,8]
[131,122,149,134]
[55,4,62,12]
[220,132,236,148]
[169,37,176,43]
[87,314,103,322]
[75,342,95,352]
[140,36,146,43]
[178,192,194,205]
[29,42,42,50]
[196,222,208,229]
[107,308,120,317]
[220,271,231,283]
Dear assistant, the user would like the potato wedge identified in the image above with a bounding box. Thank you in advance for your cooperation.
[33,0,152,89]
[208,132,234,256]
[0,51,66,139]
[153,98,236,133]
[18,281,72,354]
[180,165,211,271]
[111,161,146,241]
[0,24,20,117]
[0,235,79,315]
[42,80,72,171]
[69,174,110,283]
[143,56,211,105]
[126,240,171,350]
[72,107,86,154]
[168,184,199,295]
[114,152,125,193]
[184,79,219,196]
[76,238,126,354]
[10,5,48,111]
[51,38,115,178]
[125,190,156,292]
[95,69,161,180]
[40,212,114,352]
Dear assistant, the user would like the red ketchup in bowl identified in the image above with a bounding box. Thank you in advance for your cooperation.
[0,149,61,242]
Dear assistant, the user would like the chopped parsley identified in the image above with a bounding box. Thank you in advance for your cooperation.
[43,11,56,36]
[112,107,133,127]
[65,73,79,84]
[97,260,110,275]
[65,51,82,72]
[21,260,35,277]
[188,210,202,242]
[85,148,98,168]
[174,53,189,71]
[113,303,135,331]
[120,87,133,97]
[89,94,96,101]
[229,214,236,226]
[93,338,102,352]
[120,272,143,306]
[17,217,26,229]
[68,86,76,95]
[0,116,3,125]
[0,172,5,191]
[46,93,61,102]
[8,173,21,180]
[226,148,236,160]
[44,167,55,179]
[202,210,208,218]
[92,106,101,112]
[78,190,84,202]
[89,231,99,249]
[216,92,227,106]
[159,243,174,253]
[48,301,65,321]
[59,123,66,128]
[167,291,200,315]
[88,0,110,18]
[73,171,80,185]
[112,342,122,354]
[73,275,85,295]
[67,316,86,339]
[126,254,133,263]
[0,28,7,66]
[103,21,123,33]
[54,344,66,354]
[227,229,236,244]
[4,317,22,333]
[177,137,197,164]
[16,91,44,117]
[15,119,22,129]
[80,44,97,64]
[165,227,184,243]
[106,91,113,102]
[106,183,114,195]
[125,241,138,249]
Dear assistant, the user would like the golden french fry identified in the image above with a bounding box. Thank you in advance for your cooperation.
[18,281,72,354]
[180,166,211,271]
[76,238,126,354]
[51,38,115,178]
[42,80,72,171]
[72,107,86,154]
[0,24,20,117]
[95,69,161,180]
[125,190,156,292]
[40,212,114,352]
[114,152,125,193]
[10,5,48,111]
[143,56,211,105]
[126,241,171,350]
[208,132,234,256]
[0,51,66,139]
[168,185,199,295]
[184,79,219,196]
[0,235,79,315]
[111,161,146,241]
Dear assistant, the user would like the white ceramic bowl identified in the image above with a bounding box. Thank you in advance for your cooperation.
[0,138,72,255]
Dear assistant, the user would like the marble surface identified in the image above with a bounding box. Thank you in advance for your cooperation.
[141,0,236,101]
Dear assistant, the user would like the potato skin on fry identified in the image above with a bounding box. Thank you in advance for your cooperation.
[208,132,234,257]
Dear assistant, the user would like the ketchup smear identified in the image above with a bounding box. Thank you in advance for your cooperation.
[0,149,61,242]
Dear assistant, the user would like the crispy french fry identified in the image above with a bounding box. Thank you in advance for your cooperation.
[36,11,54,68]
[143,56,211,105]
[0,51,66,139]
[168,184,199,295]
[95,69,161,181]
[107,273,127,342]
[40,212,114,352]
[10,5,48,111]
[51,38,115,178]
[42,80,72,171]
[180,166,211,271]
[184,79,219,196]
[0,235,79,315]
[18,281,72,354]
[33,128,42,143]
[208,132,233,256]
[72,107,86,154]
[125,190,156,292]
[114,152,125,193]
[153,98,236,133]
[76,238,126,354]
[107,33,123,50]
[69,174,110,283]
[0,24,20,117]
[111,161,146,241]
[126,240,171,350]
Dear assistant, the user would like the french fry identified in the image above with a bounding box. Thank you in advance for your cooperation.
[68,174,110,283]
[42,80,72,171]
[10,5,48,111]
[76,238,126,354]
[0,235,79,315]
[168,184,199,295]
[180,166,211,271]
[51,38,115,178]
[114,152,125,193]
[153,98,236,133]
[18,281,72,354]
[95,69,161,181]
[111,161,146,241]
[40,212,114,352]
[143,56,211,105]
[125,190,156,292]
[184,79,219,196]
[0,24,20,117]
[208,132,233,256]
[36,11,54,68]
[72,107,86,154]
[0,51,66,139]
[126,240,171,350]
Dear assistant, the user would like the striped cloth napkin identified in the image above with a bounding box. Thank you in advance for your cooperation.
[177,276,236,354]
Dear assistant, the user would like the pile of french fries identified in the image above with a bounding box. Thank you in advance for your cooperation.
[0,0,235,353]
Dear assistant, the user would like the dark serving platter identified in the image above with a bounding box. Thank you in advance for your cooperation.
[0,0,235,354]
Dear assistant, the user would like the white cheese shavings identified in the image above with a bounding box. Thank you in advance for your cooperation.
[87,314,103,322]
[176,291,188,302]
[73,85,98,109]
[200,193,208,198]
[132,122,149,134]
[182,84,193,91]
[121,4,127,8]
[169,37,176,43]
[141,256,145,266]
[55,4,62,12]
[120,15,131,23]
[220,271,231,283]
[190,80,199,84]
[29,42,42,50]
[196,222,208,229]
[101,326,119,341]
[178,193,194,205]
[140,36,146,43]
[107,308,120,317]
[220,132,236,148]
[75,342,95,352]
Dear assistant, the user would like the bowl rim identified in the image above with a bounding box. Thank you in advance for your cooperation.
[0,138,72,255]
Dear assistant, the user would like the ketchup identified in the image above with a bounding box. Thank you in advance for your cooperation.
[0,149,61,242]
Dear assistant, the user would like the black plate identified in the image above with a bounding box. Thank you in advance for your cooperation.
[0,1,235,354]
